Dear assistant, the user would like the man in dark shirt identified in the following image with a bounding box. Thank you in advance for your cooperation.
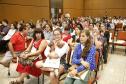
[0,19,9,39]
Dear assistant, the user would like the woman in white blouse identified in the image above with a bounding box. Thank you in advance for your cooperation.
[36,28,69,84]
[2,23,17,40]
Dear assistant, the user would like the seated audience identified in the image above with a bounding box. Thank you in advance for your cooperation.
[10,28,47,84]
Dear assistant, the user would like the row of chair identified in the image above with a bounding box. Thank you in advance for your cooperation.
[109,30,126,54]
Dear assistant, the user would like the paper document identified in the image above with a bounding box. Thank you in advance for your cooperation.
[43,58,60,68]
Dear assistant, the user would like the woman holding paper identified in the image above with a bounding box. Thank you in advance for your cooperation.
[64,30,96,84]
[40,28,69,84]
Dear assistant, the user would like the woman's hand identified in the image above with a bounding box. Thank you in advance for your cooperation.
[80,59,90,68]
[12,53,17,58]
[69,69,77,77]
[19,53,25,58]
[22,54,29,59]
[48,51,59,59]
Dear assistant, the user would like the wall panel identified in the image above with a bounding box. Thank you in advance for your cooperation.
[0,0,49,7]
[63,0,84,17]
[1,0,126,22]
[84,0,126,17]
[0,0,49,22]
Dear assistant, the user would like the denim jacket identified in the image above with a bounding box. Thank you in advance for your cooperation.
[72,43,96,72]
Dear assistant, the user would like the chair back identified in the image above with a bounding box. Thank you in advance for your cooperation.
[115,23,123,31]
[117,31,126,40]
[95,51,100,68]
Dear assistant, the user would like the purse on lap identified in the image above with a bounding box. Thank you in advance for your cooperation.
[18,45,40,67]
[18,51,34,66]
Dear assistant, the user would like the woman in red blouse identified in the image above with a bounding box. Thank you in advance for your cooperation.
[10,28,47,84]
[0,25,27,67]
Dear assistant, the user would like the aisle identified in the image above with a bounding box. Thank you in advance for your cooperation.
[98,53,126,84]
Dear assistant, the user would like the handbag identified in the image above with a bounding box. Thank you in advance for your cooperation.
[18,45,40,67]
[18,51,34,66]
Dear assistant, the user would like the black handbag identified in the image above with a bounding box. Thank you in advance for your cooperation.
[0,40,9,53]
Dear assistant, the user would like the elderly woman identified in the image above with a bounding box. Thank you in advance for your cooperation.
[64,30,96,84]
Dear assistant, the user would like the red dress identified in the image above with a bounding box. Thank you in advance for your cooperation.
[16,39,46,77]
